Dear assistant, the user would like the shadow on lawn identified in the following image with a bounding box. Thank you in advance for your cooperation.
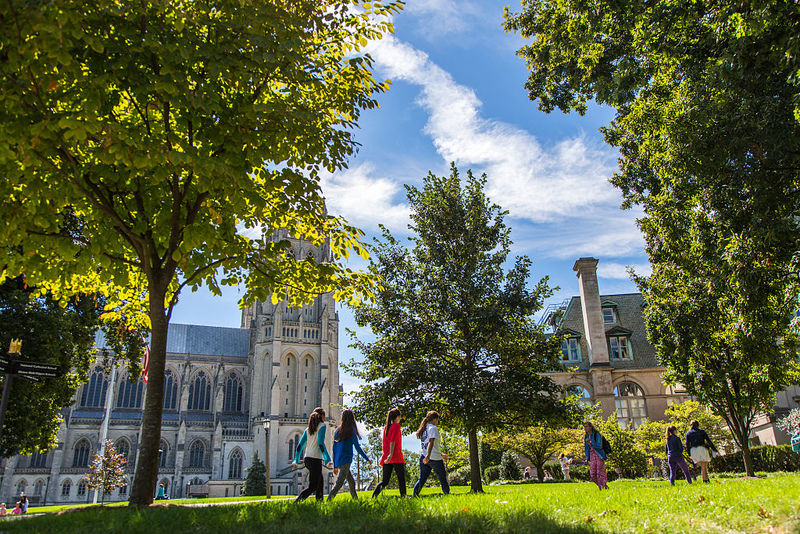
[6,498,599,534]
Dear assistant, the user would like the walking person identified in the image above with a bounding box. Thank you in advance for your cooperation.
[686,420,718,483]
[558,453,573,481]
[412,411,450,497]
[293,407,332,502]
[328,409,371,501]
[372,407,406,498]
[665,426,692,486]
[791,422,800,455]
[583,421,609,490]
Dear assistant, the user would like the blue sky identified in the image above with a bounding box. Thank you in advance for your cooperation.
[170,0,650,395]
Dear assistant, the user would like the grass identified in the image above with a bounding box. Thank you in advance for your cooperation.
[27,494,292,515]
[4,473,799,533]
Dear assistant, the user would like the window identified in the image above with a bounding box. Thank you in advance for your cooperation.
[34,479,44,496]
[159,439,170,468]
[228,449,243,479]
[117,375,144,409]
[602,308,616,324]
[163,369,178,410]
[77,479,87,497]
[115,439,131,464]
[614,382,648,429]
[119,480,128,496]
[61,479,72,497]
[29,451,48,468]
[16,480,26,495]
[80,366,108,408]
[223,374,243,412]
[73,439,91,468]
[288,438,295,460]
[609,336,631,360]
[560,338,581,362]
[566,385,592,407]
[188,371,211,411]
[189,440,205,468]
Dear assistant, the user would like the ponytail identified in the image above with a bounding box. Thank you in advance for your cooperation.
[416,411,440,439]
[385,408,402,437]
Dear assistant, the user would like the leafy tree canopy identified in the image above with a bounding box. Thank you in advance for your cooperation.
[0,0,400,505]
[346,164,578,491]
[505,0,800,477]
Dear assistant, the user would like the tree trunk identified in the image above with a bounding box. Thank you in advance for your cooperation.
[128,285,169,506]
[468,427,483,493]
[536,464,544,482]
[741,441,755,477]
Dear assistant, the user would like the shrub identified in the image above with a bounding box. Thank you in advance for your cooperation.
[484,465,501,483]
[448,466,472,487]
[500,450,522,481]
[710,445,800,473]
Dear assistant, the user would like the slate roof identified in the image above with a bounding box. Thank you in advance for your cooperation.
[556,292,659,371]
[95,323,250,359]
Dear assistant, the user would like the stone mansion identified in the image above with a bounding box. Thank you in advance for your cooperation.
[0,229,343,505]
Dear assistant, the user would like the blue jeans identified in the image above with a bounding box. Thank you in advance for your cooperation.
[413,458,449,496]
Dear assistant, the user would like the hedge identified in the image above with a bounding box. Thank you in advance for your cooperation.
[710,445,800,473]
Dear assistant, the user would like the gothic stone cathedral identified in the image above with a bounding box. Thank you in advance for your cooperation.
[1,229,343,505]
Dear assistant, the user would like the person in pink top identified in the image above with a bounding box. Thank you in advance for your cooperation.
[11,502,22,515]
[372,407,406,498]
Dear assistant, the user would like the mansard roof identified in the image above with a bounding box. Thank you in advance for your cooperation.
[557,292,658,370]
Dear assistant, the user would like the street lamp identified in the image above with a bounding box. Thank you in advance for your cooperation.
[255,416,271,498]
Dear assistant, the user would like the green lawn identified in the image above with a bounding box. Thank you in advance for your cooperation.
[5,473,799,533]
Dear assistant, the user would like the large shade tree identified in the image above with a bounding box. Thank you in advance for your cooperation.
[0,0,400,505]
[346,164,577,492]
[504,0,800,475]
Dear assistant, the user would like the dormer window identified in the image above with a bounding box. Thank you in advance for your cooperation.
[609,335,632,360]
[602,307,616,324]
[558,330,582,362]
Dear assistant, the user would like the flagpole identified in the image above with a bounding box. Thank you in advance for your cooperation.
[94,365,117,504]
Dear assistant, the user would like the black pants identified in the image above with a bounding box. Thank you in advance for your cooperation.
[295,457,324,502]
[372,462,406,497]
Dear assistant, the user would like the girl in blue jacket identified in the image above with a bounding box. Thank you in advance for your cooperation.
[583,421,608,490]
[293,407,332,502]
[328,409,371,501]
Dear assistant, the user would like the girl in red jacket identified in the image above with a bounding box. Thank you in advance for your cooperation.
[372,407,406,497]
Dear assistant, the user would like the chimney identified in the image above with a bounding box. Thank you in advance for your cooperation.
[573,257,610,366]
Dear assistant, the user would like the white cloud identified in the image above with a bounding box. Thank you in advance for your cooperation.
[597,261,652,281]
[320,163,411,234]
[401,0,489,39]
[367,36,622,225]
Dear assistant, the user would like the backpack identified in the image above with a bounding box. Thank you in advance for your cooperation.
[601,434,612,456]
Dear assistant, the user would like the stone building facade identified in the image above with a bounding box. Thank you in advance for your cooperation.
[545,257,800,445]
[0,229,343,505]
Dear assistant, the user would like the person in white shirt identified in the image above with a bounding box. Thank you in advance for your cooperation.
[558,452,573,481]
[412,411,450,497]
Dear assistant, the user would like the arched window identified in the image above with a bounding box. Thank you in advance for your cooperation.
[158,439,170,468]
[16,479,26,495]
[73,439,92,468]
[614,382,648,429]
[288,438,295,461]
[228,449,243,479]
[188,440,205,468]
[29,451,48,468]
[117,374,144,409]
[77,479,87,496]
[34,479,44,496]
[80,366,108,408]
[115,439,131,464]
[188,371,211,411]
[566,385,593,408]
[163,369,178,410]
[223,373,243,412]
[61,479,72,497]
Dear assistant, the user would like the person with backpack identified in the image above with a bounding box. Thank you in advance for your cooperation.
[665,425,692,486]
[583,421,609,490]
[412,410,450,497]
[293,407,332,502]
[328,409,371,501]
[372,407,406,498]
